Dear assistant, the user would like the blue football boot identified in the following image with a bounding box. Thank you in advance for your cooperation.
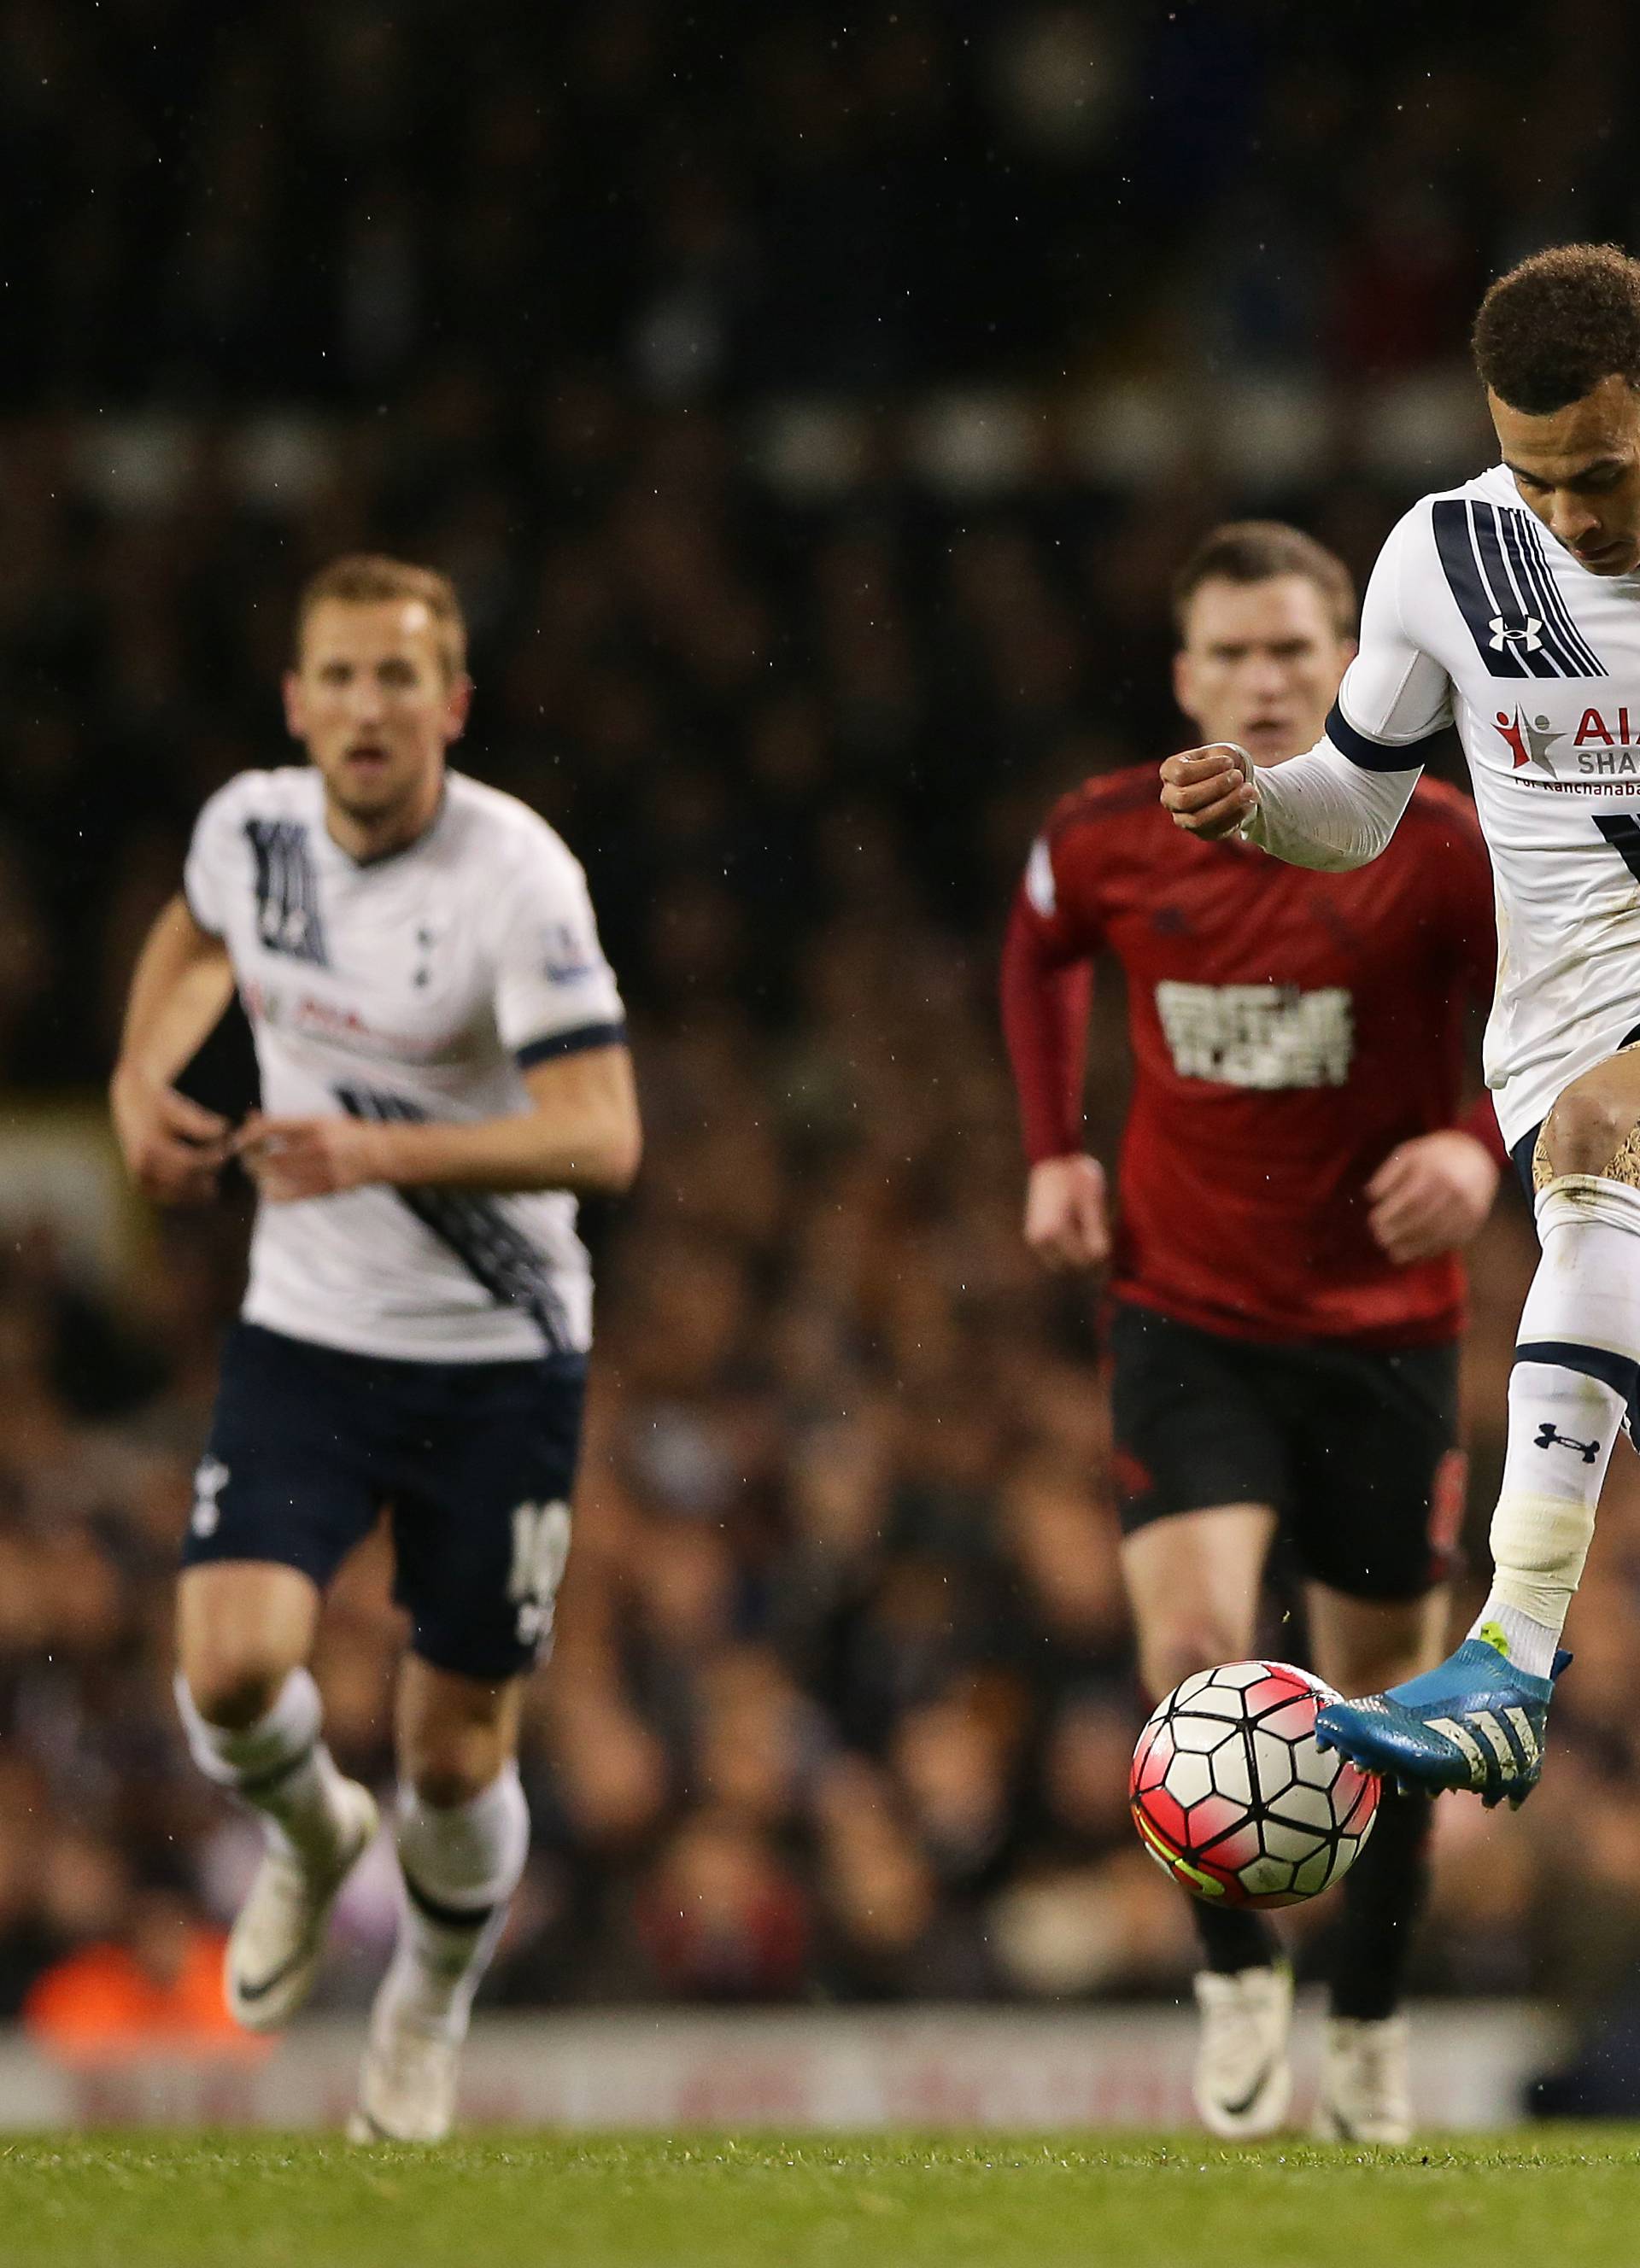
[1313,1637,1571,1809]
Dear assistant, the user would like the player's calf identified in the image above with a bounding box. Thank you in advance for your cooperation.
[176,1666,380,2031]
[1453,1057,1640,1734]
[176,1665,358,1861]
[384,1765,530,2040]
[353,1763,530,2142]
[1138,1618,1291,2063]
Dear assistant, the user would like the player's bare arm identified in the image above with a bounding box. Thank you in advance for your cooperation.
[1158,744,1257,839]
[1366,1129,1500,1266]
[239,1040,642,1203]
[109,891,237,1203]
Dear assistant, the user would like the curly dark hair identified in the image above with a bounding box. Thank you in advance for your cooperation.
[1473,243,1640,413]
[1171,521,1356,640]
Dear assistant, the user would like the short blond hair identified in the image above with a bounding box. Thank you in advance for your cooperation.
[295,553,467,679]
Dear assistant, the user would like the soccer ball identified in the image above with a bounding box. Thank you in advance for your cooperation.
[1129,1660,1379,1909]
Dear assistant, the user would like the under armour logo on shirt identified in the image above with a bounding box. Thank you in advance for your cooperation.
[1488,615,1543,653]
[1534,1422,1599,1464]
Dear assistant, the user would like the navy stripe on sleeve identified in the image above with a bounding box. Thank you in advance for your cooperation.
[1433,500,1529,678]
[1502,510,1603,675]
[1473,508,1560,678]
[515,1020,628,1070]
[1325,701,1438,773]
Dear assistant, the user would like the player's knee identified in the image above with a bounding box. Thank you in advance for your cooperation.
[403,1721,511,1809]
[1140,1620,1247,1705]
[407,1757,500,1809]
[1542,1081,1640,1181]
[180,1655,295,1731]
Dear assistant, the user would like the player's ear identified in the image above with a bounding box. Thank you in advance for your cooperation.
[282,670,306,741]
[1171,646,1199,727]
[444,672,474,743]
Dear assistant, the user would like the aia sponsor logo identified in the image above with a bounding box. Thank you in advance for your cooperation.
[1495,703,1640,777]
[1493,708,1563,772]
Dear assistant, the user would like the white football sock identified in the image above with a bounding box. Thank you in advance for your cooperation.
[1468,1174,1640,1675]
[174,1667,352,1863]
[384,1765,530,2042]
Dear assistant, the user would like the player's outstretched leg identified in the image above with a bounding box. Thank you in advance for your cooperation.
[1120,1499,1291,2134]
[176,1667,379,2030]
[1320,1112,1640,1802]
[350,1764,530,2144]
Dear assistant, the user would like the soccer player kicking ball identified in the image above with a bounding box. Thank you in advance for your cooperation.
[1162,243,1640,1817]
[1004,523,1504,2141]
[109,556,640,2142]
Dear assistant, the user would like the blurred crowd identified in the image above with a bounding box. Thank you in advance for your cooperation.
[6,0,1640,2042]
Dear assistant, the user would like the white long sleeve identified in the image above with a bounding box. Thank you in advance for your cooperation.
[1243,738,1420,871]
[1243,500,1454,871]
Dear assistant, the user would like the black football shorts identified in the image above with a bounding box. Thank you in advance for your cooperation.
[1108,1301,1463,1600]
[182,1321,587,1680]
[1511,1123,1540,1204]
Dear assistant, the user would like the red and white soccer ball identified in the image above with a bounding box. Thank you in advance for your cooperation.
[1129,1660,1380,1909]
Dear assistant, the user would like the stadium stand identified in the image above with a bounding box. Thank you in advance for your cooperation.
[1,0,1638,2044]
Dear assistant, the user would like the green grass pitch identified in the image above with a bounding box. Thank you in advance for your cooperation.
[2,2131,1638,2268]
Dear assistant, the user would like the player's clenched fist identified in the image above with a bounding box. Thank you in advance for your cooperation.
[1159,742,1258,839]
[108,1064,233,1206]
[237,1111,387,1201]
[1023,1154,1110,1271]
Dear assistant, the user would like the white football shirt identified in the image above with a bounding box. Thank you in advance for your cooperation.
[184,765,626,1361]
[1247,461,1640,1149]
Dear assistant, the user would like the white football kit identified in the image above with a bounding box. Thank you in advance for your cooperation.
[1246,461,1640,1149]
[184,766,625,1362]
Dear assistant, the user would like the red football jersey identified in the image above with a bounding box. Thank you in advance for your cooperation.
[1001,765,1503,1347]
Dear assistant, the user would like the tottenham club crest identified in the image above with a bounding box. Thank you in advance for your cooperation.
[190,1456,230,1537]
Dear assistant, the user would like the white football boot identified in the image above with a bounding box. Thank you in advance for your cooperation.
[1313,2014,1413,2144]
[226,1778,379,2032]
[348,1996,460,2144]
[1192,1963,1294,2138]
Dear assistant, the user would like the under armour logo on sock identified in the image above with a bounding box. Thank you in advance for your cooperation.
[1534,1422,1600,1463]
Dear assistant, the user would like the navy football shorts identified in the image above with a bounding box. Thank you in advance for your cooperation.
[182,1321,588,1681]
[1511,1124,1540,1205]
[1108,1301,1463,1601]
